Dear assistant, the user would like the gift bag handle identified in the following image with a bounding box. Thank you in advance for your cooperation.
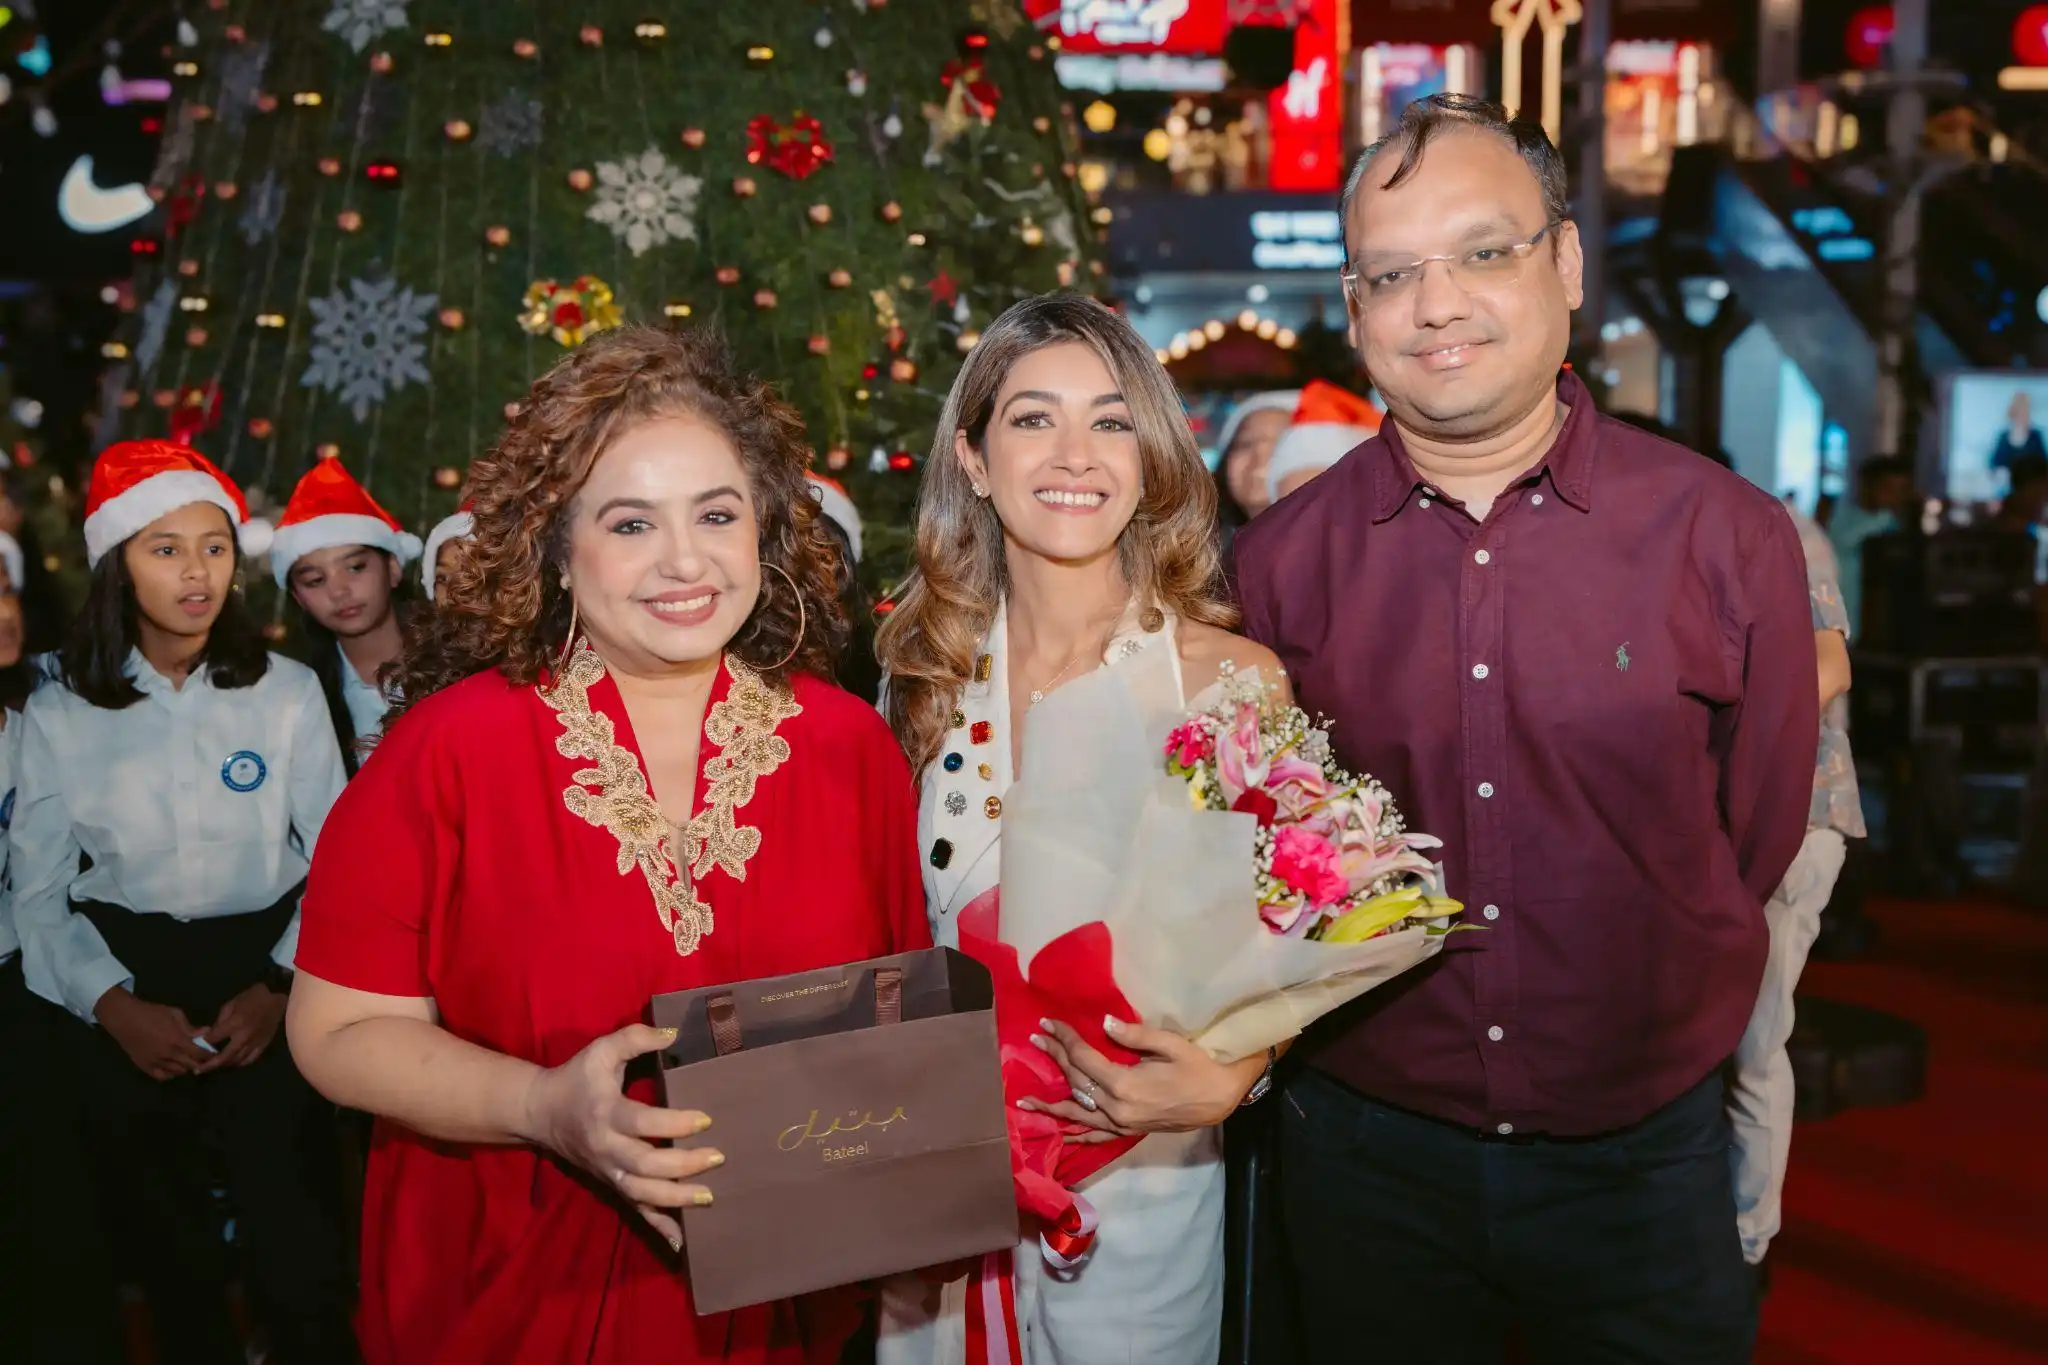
[705,966,904,1058]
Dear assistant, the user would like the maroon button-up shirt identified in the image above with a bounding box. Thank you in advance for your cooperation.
[1234,373,1817,1137]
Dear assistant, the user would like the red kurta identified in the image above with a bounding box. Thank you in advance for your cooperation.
[297,649,928,1365]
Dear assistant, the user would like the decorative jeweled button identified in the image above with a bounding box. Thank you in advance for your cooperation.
[945,791,968,817]
[930,838,954,869]
[950,708,967,729]
[984,796,1003,819]
[978,763,994,781]
[943,752,964,772]
[970,720,994,745]
[975,653,994,683]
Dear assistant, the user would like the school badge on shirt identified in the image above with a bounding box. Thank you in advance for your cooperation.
[220,750,268,793]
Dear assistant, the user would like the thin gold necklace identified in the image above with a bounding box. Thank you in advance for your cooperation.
[1020,604,1126,707]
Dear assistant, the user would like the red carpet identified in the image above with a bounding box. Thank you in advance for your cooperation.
[1759,897,2048,1365]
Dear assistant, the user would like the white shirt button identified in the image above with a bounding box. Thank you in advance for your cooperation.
[1531,493,1544,506]
[1496,1122,1514,1136]
[1487,1025,1505,1041]
[1482,904,1500,920]
[1471,663,1489,680]
[1477,782,1495,798]
[1418,497,1432,509]
[1474,549,1491,565]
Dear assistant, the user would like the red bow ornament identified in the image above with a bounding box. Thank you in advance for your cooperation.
[745,113,834,180]
[167,382,224,446]
[941,59,1002,121]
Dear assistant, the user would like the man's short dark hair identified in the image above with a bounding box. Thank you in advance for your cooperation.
[1340,93,1571,258]
[2008,453,2048,492]
[1858,455,1912,487]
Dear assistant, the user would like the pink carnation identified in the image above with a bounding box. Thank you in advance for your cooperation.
[1270,825,1350,908]
[1165,721,1215,769]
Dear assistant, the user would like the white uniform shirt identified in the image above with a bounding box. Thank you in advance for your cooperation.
[338,643,395,743]
[10,651,346,1021]
[0,707,21,964]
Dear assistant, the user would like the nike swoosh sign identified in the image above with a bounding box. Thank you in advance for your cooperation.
[58,154,155,234]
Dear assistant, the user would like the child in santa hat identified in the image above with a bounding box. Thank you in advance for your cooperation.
[8,439,354,1365]
[421,499,475,602]
[1265,379,1383,505]
[271,457,422,769]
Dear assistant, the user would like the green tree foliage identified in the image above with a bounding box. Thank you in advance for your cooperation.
[104,0,1100,587]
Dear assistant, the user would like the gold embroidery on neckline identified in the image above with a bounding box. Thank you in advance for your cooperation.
[541,644,801,957]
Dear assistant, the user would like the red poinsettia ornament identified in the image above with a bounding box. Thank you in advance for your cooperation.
[940,58,1001,120]
[745,113,835,180]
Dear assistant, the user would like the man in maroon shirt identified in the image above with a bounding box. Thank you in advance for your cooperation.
[1233,95,1816,1362]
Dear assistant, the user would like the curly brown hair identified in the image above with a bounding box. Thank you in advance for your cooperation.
[389,324,849,716]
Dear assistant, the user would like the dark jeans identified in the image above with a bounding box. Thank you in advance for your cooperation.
[1277,1068,1757,1365]
[0,958,125,1364]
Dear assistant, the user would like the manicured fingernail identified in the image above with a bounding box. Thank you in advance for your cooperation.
[1015,1098,1036,1111]
[658,1027,679,1042]
[667,1233,683,1253]
[1103,1015,1123,1033]
[1029,1033,1049,1051]
[694,1190,714,1207]
[705,1151,725,1168]
[692,1114,713,1134]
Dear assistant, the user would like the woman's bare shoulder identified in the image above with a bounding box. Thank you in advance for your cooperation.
[1176,621,1291,701]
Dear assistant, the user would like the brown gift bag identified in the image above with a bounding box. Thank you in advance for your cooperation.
[651,947,1017,1314]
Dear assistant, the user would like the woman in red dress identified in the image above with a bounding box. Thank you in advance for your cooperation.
[286,326,927,1364]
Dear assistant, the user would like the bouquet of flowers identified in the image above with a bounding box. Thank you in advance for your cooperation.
[953,640,1462,1359]
[1165,664,1463,946]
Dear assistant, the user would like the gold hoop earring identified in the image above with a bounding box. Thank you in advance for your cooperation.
[543,594,580,693]
[756,561,806,673]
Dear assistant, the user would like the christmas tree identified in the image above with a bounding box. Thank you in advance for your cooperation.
[100,0,1101,588]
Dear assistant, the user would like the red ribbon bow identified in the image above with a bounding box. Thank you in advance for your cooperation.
[167,382,223,446]
[941,59,1002,120]
[954,888,1142,1364]
[744,113,835,180]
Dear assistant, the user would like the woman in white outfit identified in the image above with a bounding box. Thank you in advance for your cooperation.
[876,293,1287,1364]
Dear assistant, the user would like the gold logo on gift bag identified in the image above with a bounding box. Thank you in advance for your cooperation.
[778,1107,909,1155]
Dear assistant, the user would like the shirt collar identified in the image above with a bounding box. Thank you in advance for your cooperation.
[124,648,200,698]
[1369,369,1599,523]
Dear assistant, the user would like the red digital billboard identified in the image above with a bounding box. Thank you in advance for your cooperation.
[1023,0,1232,55]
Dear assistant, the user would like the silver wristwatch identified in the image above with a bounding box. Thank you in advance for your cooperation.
[1239,1046,1279,1107]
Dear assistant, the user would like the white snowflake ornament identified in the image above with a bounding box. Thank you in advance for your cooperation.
[587,148,702,257]
[301,276,438,421]
[323,0,410,54]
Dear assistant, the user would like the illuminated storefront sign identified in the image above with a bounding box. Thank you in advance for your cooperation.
[1024,0,1229,54]
[1250,208,1346,269]
[1268,0,1346,192]
[1055,52,1228,92]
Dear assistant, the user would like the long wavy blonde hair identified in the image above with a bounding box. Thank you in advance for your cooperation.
[877,293,1233,776]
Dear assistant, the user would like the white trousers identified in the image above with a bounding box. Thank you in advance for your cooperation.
[1727,826,1847,1265]
[876,1128,1225,1365]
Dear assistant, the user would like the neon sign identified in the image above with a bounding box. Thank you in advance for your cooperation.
[1024,0,1228,54]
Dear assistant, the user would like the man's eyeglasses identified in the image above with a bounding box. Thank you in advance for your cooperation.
[1339,222,1558,307]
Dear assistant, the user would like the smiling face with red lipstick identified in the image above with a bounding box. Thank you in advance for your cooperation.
[561,412,764,677]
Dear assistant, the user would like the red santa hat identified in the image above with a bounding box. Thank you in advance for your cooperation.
[806,473,862,564]
[270,457,424,586]
[1265,381,1382,503]
[82,438,273,568]
[421,502,475,601]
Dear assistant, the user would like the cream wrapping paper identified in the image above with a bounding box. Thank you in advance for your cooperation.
[999,640,1450,1065]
